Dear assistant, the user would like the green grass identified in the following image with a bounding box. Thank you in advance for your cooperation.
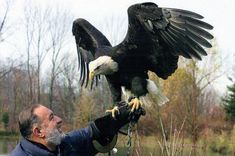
[0,137,19,154]
[101,135,235,156]
[1,133,235,155]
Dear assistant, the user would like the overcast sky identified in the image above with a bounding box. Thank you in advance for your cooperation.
[1,0,235,94]
[70,0,235,54]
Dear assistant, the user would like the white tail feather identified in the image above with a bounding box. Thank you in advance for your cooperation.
[121,86,133,102]
[146,79,169,106]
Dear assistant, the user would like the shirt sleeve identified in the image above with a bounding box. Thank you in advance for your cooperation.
[63,127,97,155]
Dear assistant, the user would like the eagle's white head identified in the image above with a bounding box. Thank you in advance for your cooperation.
[89,56,118,80]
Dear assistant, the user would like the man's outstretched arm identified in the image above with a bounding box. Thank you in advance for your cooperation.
[62,101,145,155]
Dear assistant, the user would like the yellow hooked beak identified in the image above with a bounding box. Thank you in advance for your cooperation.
[88,71,95,87]
[89,71,95,81]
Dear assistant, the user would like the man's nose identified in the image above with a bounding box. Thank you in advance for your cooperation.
[55,115,62,124]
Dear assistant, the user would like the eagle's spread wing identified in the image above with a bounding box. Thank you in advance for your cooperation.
[122,2,213,79]
[72,19,111,87]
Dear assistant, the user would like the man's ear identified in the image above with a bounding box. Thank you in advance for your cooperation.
[32,126,44,138]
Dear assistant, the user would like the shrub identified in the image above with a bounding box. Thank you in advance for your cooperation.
[1,112,9,130]
[209,131,233,155]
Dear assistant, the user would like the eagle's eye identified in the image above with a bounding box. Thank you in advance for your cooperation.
[95,65,101,70]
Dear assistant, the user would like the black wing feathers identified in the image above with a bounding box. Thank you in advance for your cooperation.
[166,8,204,19]
[161,8,214,56]
[73,19,111,53]
[123,3,213,79]
[72,19,111,87]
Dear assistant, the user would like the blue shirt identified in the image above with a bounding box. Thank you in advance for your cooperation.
[10,127,97,156]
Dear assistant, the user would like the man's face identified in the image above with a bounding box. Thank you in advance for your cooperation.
[34,105,64,145]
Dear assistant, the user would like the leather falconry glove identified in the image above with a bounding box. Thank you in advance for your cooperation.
[89,101,145,153]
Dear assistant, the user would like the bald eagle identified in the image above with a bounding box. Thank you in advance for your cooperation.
[72,2,213,115]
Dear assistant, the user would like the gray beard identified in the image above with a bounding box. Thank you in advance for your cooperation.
[45,128,65,146]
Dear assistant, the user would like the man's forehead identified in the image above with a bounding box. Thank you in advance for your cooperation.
[34,105,52,119]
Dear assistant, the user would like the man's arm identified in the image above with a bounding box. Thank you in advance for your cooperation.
[61,127,97,155]
[62,101,144,155]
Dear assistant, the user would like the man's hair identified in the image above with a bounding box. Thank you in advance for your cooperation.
[18,104,41,138]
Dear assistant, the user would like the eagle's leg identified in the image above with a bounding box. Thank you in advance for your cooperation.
[128,97,142,112]
[105,106,120,118]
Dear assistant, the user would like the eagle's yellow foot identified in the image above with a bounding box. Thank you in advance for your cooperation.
[129,97,142,112]
[105,106,120,118]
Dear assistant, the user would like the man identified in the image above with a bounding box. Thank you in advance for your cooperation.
[11,102,144,156]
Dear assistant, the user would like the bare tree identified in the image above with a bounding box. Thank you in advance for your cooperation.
[34,7,51,103]
[23,3,36,104]
[46,6,73,109]
[189,39,222,144]
[0,0,13,43]
[23,2,53,104]
[56,55,79,124]
[0,63,30,130]
[23,2,73,105]
[0,0,14,80]
[0,60,12,79]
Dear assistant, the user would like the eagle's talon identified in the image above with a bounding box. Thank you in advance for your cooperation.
[105,106,119,118]
[128,97,142,112]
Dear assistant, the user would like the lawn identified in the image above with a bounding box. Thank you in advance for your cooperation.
[96,134,235,156]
